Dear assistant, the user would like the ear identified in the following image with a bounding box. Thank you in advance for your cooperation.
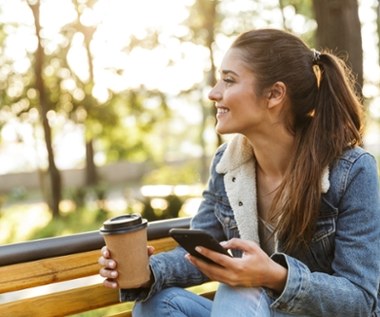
[266,81,287,109]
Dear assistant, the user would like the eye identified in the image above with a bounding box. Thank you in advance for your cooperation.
[223,77,235,85]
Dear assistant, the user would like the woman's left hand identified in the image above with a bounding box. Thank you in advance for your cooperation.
[186,238,287,293]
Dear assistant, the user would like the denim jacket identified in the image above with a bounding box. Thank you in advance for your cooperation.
[121,134,380,317]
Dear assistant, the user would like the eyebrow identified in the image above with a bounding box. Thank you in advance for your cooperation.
[221,69,239,77]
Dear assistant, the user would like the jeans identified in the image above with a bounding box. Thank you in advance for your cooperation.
[132,284,310,317]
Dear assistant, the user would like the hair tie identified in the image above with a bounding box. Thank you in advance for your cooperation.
[311,49,321,63]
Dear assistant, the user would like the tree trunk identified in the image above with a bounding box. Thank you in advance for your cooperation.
[75,0,98,187]
[85,140,98,186]
[29,1,61,217]
[312,0,363,95]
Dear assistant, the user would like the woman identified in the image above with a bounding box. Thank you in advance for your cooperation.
[99,29,380,316]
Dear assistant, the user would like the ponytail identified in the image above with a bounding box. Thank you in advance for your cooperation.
[313,52,363,159]
[274,51,364,251]
[297,52,363,175]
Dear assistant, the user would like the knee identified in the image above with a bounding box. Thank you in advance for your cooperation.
[211,284,270,317]
[132,287,183,317]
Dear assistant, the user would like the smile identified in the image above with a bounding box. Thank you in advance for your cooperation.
[217,107,229,114]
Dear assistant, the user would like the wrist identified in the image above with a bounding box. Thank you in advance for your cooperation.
[264,260,288,294]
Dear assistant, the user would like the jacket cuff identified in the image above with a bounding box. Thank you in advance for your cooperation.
[119,255,164,302]
[266,252,311,312]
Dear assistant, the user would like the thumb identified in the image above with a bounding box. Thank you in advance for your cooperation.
[147,245,155,256]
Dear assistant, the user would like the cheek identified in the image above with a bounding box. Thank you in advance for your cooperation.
[224,88,247,105]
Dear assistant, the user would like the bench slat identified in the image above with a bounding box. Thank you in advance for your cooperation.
[0,284,120,317]
[0,237,177,293]
[0,279,216,317]
[0,250,99,293]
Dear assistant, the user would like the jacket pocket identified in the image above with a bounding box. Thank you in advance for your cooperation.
[306,201,338,272]
[213,196,239,240]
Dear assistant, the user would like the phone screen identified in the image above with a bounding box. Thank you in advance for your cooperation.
[169,228,231,264]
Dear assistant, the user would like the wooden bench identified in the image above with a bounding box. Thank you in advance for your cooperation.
[0,217,217,316]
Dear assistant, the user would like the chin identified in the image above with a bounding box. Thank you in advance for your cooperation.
[216,127,233,135]
[215,126,225,134]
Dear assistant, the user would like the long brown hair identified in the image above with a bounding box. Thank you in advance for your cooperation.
[232,29,364,251]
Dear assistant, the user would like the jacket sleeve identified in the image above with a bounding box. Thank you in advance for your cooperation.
[267,153,380,316]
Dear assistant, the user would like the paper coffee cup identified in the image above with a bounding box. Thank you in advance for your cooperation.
[100,214,150,289]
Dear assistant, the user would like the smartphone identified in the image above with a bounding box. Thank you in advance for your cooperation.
[169,228,231,264]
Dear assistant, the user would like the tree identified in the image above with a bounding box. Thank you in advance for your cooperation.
[28,0,62,217]
[312,0,363,94]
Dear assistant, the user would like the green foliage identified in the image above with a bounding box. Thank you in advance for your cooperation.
[65,87,175,164]
[29,206,108,240]
[142,160,202,185]
[282,0,314,18]
[139,194,185,221]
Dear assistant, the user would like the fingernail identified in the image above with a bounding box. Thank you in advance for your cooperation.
[195,246,202,253]
[185,254,194,264]
[111,271,117,278]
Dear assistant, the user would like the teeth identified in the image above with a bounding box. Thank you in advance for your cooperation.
[217,108,229,114]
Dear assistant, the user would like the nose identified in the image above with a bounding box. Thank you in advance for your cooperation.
[208,85,222,101]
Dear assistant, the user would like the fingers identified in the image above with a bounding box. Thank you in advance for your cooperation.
[99,246,117,269]
[222,238,257,253]
[98,257,119,289]
[99,245,154,289]
[98,254,117,269]
[185,253,230,283]
[99,260,118,289]
[193,246,232,266]
[103,278,119,289]
[99,246,119,289]
[101,246,110,258]
[99,265,118,278]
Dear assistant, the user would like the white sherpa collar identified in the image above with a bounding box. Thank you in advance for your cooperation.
[215,134,330,243]
[216,135,253,174]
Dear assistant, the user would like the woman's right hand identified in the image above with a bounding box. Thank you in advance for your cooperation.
[98,246,119,289]
[98,245,155,289]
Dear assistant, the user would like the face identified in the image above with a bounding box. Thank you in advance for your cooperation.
[208,48,269,137]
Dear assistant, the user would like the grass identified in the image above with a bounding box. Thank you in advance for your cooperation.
[0,197,128,244]
[0,201,52,244]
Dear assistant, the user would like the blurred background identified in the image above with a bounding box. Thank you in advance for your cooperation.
[0,0,379,245]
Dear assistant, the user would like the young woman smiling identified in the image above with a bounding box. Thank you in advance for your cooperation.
[99,29,380,317]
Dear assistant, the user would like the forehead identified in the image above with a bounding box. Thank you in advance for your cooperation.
[219,48,251,75]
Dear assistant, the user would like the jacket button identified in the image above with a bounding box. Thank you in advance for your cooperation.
[232,177,236,182]
[238,201,243,206]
